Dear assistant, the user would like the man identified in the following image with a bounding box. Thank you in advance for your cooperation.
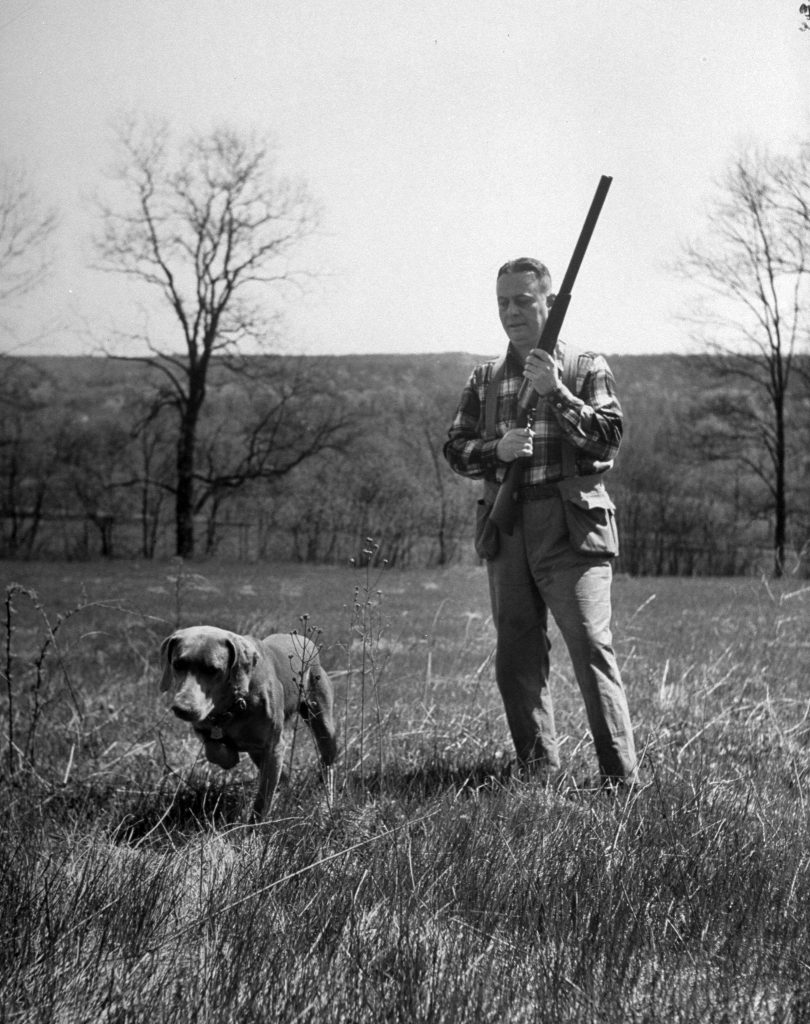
[444,257,638,789]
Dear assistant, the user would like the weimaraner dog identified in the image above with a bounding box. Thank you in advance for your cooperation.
[160,626,338,819]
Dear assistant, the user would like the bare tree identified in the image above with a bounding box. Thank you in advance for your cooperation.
[93,117,327,556]
[677,144,810,577]
[191,356,358,552]
[0,161,57,310]
[393,388,469,567]
[0,363,59,557]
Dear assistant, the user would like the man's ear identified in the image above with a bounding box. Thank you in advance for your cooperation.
[547,293,556,308]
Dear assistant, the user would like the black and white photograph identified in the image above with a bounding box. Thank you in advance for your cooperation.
[2,3,809,1021]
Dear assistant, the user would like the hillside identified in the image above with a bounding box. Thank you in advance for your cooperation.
[14,351,696,414]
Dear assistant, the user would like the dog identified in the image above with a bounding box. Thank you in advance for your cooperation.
[160,626,338,820]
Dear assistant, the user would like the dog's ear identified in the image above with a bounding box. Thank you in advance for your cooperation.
[225,634,258,702]
[159,634,178,693]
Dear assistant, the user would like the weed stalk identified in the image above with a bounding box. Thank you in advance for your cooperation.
[347,539,389,788]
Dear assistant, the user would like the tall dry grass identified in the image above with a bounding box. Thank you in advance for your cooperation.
[1,558,809,1022]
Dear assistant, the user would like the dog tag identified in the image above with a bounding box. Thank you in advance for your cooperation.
[210,727,223,740]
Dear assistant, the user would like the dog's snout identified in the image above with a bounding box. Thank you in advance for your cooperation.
[171,703,197,722]
[169,676,212,723]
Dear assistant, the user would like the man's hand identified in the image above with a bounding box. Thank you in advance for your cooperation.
[496,426,534,463]
[522,348,560,396]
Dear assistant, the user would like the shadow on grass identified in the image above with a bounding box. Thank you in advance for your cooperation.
[353,755,508,802]
[111,774,250,845]
[105,754,512,846]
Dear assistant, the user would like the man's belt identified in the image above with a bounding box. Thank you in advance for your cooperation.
[517,480,563,503]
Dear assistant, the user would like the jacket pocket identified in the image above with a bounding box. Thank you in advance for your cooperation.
[557,476,619,558]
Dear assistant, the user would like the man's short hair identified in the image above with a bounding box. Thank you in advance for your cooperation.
[496,257,552,293]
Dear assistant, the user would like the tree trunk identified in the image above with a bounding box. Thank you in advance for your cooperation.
[175,411,198,558]
[774,393,787,578]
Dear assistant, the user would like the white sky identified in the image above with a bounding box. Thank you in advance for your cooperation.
[1,0,808,358]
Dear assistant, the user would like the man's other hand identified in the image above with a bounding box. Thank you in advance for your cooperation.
[496,427,534,462]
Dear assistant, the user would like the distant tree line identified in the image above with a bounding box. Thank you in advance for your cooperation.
[1,351,808,575]
[2,122,810,575]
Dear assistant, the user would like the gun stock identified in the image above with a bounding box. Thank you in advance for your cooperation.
[489,176,612,536]
[489,458,522,534]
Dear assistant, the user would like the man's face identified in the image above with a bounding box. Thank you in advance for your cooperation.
[496,271,551,355]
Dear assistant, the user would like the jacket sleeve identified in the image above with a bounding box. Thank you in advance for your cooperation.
[443,364,502,480]
[545,353,623,462]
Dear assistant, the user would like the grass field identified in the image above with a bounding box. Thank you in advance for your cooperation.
[1,557,809,1022]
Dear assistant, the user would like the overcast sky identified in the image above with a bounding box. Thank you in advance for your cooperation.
[2,0,808,359]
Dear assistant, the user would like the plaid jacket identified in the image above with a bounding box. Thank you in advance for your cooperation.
[443,341,623,486]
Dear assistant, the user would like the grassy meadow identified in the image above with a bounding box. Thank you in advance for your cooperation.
[1,556,809,1023]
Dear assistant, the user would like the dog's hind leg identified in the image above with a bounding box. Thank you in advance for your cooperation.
[300,670,338,763]
[300,669,338,807]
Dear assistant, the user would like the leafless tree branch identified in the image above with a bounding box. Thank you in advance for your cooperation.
[0,162,58,308]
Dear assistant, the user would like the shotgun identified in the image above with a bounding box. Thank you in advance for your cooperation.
[489,175,613,535]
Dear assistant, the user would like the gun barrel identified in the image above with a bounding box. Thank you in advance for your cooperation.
[554,175,612,303]
[518,176,612,412]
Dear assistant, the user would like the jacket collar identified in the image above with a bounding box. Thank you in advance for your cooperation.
[506,339,565,372]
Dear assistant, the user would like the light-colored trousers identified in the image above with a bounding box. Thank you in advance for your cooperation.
[486,493,638,782]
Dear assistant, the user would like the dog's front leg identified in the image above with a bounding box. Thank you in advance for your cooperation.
[250,743,285,821]
[196,730,240,770]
